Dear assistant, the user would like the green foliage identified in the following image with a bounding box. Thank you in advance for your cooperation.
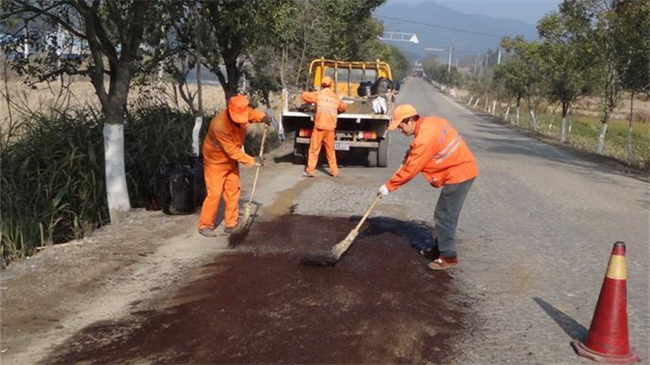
[0,104,205,267]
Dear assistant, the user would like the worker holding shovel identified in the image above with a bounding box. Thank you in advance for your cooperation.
[198,95,272,237]
[301,76,347,177]
[378,104,478,270]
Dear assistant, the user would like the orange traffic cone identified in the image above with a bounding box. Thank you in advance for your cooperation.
[572,242,641,364]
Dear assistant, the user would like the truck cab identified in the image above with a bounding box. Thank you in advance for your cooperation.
[281,58,395,167]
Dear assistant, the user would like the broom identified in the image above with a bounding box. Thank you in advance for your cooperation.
[228,125,268,247]
[301,193,383,266]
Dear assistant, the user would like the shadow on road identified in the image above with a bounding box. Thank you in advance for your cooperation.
[533,297,588,341]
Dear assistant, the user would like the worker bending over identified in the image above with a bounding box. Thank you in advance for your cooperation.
[378,104,478,270]
[301,76,347,177]
[198,95,271,237]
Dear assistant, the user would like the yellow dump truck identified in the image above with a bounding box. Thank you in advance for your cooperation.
[281,58,396,167]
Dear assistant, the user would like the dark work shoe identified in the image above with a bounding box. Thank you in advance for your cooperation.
[223,226,236,234]
[303,172,315,178]
[428,255,459,270]
[419,245,440,261]
[199,228,218,237]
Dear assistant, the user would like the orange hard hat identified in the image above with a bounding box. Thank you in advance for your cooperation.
[228,95,250,124]
[389,104,418,130]
[321,76,333,87]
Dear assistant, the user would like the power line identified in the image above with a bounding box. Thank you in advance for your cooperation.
[375,15,503,39]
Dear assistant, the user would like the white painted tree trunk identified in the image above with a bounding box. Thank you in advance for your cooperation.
[568,111,573,133]
[473,98,480,107]
[627,94,634,165]
[596,123,608,154]
[504,107,510,122]
[467,97,473,106]
[492,101,496,115]
[560,117,566,143]
[484,98,489,111]
[103,124,131,223]
[530,110,537,131]
[192,116,202,156]
[516,106,520,125]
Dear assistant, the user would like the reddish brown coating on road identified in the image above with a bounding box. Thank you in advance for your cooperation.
[46,215,470,364]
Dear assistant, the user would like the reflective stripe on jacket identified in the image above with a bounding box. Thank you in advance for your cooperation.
[302,88,346,131]
[202,108,266,167]
[386,116,478,190]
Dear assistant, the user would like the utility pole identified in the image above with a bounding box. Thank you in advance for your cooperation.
[447,44,453,72]
[497,49,502,65]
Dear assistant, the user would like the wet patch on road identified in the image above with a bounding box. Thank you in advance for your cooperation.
[45,215,471,365]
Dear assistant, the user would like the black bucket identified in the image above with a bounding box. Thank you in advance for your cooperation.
[159,164,197,215]
[372,77,394,95]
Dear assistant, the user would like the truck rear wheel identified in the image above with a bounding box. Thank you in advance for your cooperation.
[378,136,389,167]
[366,148,378,167]
[293,143,306,165]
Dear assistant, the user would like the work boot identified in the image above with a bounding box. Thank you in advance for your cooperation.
[223,226,236,234]
[428,255,458,270]
[419,245,440,260]
[303,172,314,178]
[198,228,218,237]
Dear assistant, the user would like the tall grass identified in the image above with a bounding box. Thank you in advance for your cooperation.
[1,104,203,267]
[1,103,281,267]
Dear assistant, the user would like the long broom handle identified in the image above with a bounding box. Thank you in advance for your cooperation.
[247,125,268,205]
[353,194,382,232]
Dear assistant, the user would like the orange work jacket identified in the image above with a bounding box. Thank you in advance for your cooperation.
[302,88,347,131]
[387,116,478,191]
[202,108,266,167]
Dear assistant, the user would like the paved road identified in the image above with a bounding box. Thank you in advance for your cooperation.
[292,77,650,364]
[31,77,649,364]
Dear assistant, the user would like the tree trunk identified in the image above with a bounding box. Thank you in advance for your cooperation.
[505,106,510,122]
[596,113,609,155]
[192,61,203,157]
[530,110,537,131]
[515,98,521,125]
[568,108,573,134]
[467,96,473,106]
[560,103,569,143]
[626,92,634,165]
[103,118,131,224]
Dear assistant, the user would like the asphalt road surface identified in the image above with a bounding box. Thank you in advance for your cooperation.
[6,77,648,365]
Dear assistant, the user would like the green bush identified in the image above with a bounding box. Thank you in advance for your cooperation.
[0,104,206,267]
[1,103,282,267]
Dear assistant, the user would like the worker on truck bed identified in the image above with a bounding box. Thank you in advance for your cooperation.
[301,76,347,177]
[378,104,478,270]
[198,95,271,237]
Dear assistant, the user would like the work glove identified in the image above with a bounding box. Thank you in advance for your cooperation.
[262,115,273,126]
[253,156,265,167]
[378,184,390,198]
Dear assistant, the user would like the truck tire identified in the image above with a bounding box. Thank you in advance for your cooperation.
[378,136,389,167]
[293,142,306,165]
[366,148,378,167]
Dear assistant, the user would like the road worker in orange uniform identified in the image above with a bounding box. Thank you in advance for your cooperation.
[378,104,478,270]
[301,76,347,177]
[198,95,271,237]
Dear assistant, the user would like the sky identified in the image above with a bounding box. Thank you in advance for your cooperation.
[387,0,563,26]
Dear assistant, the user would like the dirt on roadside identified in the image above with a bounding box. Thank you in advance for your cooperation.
[43,214,471,365]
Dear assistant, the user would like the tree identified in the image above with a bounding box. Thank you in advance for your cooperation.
[558,0,626,154]
[2,0,172,223]
[538,12,598,142]
[612,0,650,164]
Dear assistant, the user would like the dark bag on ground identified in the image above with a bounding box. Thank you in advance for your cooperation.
[372,77,394,95]
[185,155,207,206]
[159,164,197,215]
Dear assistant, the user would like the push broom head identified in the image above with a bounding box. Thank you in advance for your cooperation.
[300,230,358,267]
[227,206,253,248]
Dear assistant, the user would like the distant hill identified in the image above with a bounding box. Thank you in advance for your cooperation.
[375,1,539,62]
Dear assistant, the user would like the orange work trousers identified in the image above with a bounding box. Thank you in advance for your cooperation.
[198,163,241,230]
[306,128,338,176]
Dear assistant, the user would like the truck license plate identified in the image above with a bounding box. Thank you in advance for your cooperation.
[334,141,350,151]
